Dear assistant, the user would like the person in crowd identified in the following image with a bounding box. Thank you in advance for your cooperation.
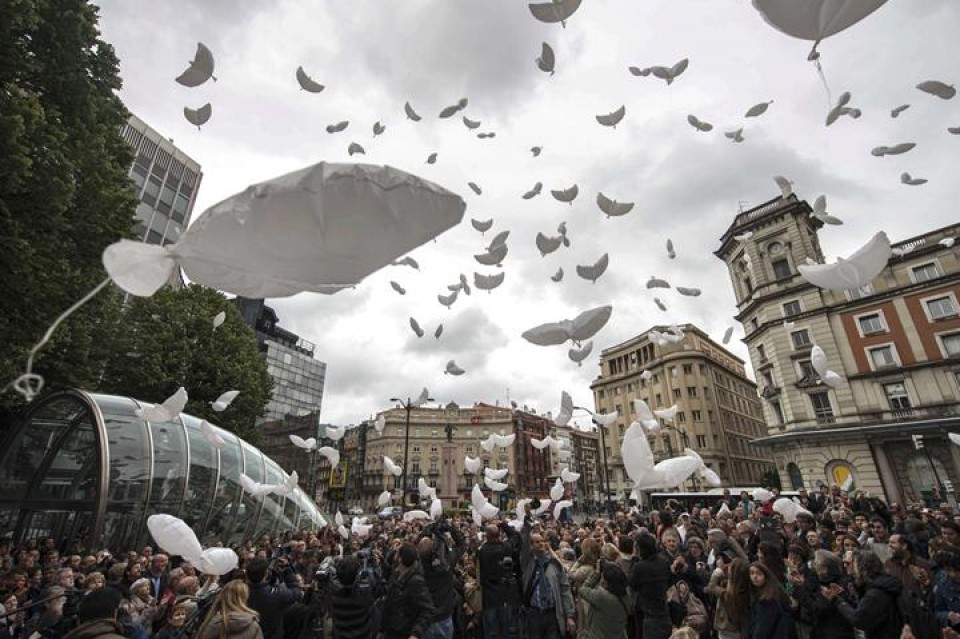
[197,580,262,639]
[791,549,854,639]
[830,550,902,639]
[326,554,376,639]
[577,560,629,639]
[244,559,301,639]
[667,579,708,637]
[865,518,893,564]
[62,587,126,639]
[381,542,436,639]
[146,555,169,601]
[520,516,576,639]
[706,556,751,639]
[120,577,157,629]
[476,524,513,639]
[418,521,466,639]
[934,549,960,634]
[630,532,672,639]
[153,597,191,639]
[569,537,600,636]
[745,561,796,639]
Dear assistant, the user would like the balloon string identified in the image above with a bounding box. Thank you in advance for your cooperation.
[1,276,112,402]
[813,57,833,108]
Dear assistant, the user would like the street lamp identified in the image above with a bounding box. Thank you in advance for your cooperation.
[572,405,615,518]
[391,395,434,506]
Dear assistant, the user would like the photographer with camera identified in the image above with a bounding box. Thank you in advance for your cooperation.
[246,558,303,639]
[324,553,380,639]
[477,522,517,639]
[416,520,466,639]
[380,543,436,639]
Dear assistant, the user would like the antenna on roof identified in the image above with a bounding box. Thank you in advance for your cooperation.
[738,200,750,213]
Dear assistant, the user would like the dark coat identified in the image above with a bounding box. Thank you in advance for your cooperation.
[328,579,376,639]
[793,571,855,639]
[899,581,939,639]
[247,582,303,639]
[62,620,127,639]
[837,575,902,639]
[477,540,511,609]
[381,565,436,639]
[746,598,797,639]
[628,555,671,620]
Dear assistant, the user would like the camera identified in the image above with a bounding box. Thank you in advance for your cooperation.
[530,498,542,510]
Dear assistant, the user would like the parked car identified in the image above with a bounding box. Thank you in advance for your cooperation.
[378,506,403,520]
[348,506,364,516]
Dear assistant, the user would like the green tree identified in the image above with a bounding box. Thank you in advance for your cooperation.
[99,285,273,445]
[0,0,138,417]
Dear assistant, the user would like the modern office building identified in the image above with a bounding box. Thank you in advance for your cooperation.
[591,324,774,501]
[261,413,324,500]
[233,298,327,426]
[715,192,960,503]
[0,390,328,551]
[120,114,202,247]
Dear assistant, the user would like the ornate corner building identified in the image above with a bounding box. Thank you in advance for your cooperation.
[715,193,960,504]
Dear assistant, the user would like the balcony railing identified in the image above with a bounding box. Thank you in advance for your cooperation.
[859,403,960,424]
[815,414,836,425]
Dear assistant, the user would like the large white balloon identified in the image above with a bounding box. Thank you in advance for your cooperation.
[484,467,509,480]
[752,1,888,52]
[147,514,203,562]
[522,306,612,346]
[550,478,565,501]
[136,387,188,422]
[175,43,216,87]
[103,163,466,299]
[198,548,239,576]
[798,232,891,291]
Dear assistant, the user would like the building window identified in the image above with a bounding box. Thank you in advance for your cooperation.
[683,364,693,374]
[655,393,662,405]
[926,296,958,321]
[686,386,697,397]
[858,313,886,335]
[677,412,686,423]
[756,344,767,362]
[783,300,802,317]
[692,410,702,421]
[911,263,939,283]
[770,400,785,425]
[673,389,681,399]
[791,329,812,350]
[939,332,960,357]
[810,392,834,422]
[883,382,911,410]
[867,344,898,369]
[696,434,707,447]
[847,284,874,301]
[797,359,815,379]
[772,259,792,280]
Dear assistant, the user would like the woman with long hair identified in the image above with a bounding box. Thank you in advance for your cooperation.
[746,561,797,639]
[197,580,262,639]
[705,556,751,639]
[578,560,630,639]
[570,538,602,637]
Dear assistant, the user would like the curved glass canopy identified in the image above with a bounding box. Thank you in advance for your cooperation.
[0,390,327,551]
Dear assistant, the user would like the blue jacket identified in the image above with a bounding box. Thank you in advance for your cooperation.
[934,572,960,628]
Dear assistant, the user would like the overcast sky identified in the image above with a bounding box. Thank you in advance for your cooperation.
[94,0,960,428]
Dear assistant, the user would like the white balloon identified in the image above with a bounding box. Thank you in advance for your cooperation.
[211,390,240,412]
[378,490,392,506]
[949,433,960,447]
[404,510,430,522]
[464,456,482,474]
[654,405,678,421]
[798,231,891,291]
[576,253,609,284]
[596,192,634,217]
[752,0,887,49]
[594,411,619,427]
[383,456,403,477]
[560,467,580,483]
[147,514,203,562]
[295,66,325,93]
[102,163,465,299]
[550,478,565,501]
[324,425,345,441]
[753,488,775,502]
[568,341,593,366]
[474,272,505,292]
[175,43,216,87]
[528,0,582,26]
[136,387,188,422]
[484,477,508,492]
[554,499,574,520]
[198,548,239,576]
[445,360,466,376]
[522,306,613,346]
[551,184,579,204]
[555,391,574,427]
[596,106,626,128]
[917,80,956,100]
[199,420,225,450]
[430,498,443,520]
[289,434,317,451]
[484,467,509,480]
[212,311,226,330]
[318,446,340,468]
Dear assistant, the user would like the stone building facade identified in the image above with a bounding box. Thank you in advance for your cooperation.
[715,193,960,504]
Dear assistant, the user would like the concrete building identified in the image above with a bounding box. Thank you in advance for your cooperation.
[715,193,960,504]
[550,424,602,512]
[121,114,202,247]
[233,298,327,426]
[591,324,773,502]
[513,410,556,496]
[260,414,323,500]
[315,424,365,512]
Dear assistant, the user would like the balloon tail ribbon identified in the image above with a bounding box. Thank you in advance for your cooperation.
[809,43,833,108]
[2,276,111,402]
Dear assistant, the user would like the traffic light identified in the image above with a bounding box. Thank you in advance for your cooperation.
[912,434,924,450]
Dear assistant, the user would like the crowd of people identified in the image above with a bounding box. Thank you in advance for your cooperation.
[2,484,960,639]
